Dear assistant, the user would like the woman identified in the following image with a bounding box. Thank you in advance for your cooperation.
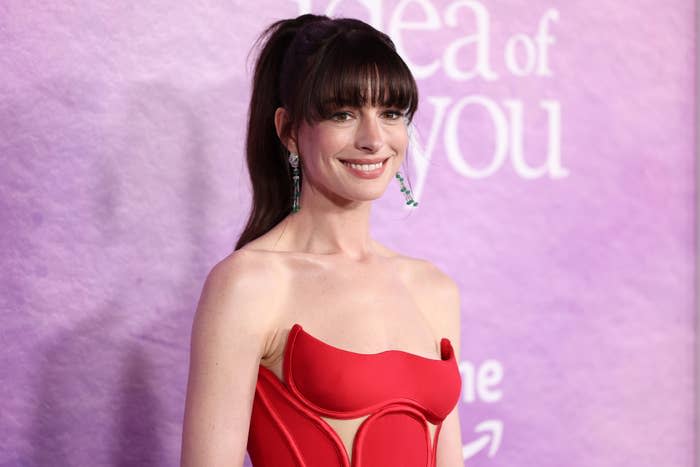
[181,13,464,467]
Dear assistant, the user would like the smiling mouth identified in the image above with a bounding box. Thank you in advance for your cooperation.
[339,157,390,171]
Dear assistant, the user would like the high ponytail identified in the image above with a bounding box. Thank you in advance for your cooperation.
[234,14,419,250]
[234,14,325,250]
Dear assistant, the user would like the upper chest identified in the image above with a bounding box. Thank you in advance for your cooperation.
[261,253,443,371]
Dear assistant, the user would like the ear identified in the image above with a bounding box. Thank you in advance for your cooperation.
[274,107,298,154]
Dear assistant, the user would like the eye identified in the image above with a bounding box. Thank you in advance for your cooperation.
[384,109,405,120]
[330,111,353,122]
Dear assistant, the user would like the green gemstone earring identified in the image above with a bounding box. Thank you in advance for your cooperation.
[395,171,418,207]
[289,152,300,212]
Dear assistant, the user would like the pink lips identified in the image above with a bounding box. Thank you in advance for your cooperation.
[340,157,388,179]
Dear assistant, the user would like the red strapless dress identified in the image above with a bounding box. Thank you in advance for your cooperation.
[246,323,462,466]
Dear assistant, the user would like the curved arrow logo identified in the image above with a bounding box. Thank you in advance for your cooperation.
[462,420,503,459]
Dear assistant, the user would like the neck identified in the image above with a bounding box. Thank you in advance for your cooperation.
[273,182,375,261]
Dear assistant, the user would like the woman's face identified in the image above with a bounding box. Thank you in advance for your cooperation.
[289,102,409,207]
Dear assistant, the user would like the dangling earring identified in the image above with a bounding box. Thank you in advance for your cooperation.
[395,171,418,207]
[288,152,301,212]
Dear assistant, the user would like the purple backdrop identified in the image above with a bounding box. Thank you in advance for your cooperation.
[1,1,696,466]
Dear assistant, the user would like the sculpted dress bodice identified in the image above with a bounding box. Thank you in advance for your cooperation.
[246,323,462,466]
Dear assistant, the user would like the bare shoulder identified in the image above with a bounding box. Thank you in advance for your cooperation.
[390,253,462,349]
[181,249,286,466]
[209,248,283,291]
[392,254,460,304]
[375,241,456,293]
[205,249,277,306]
[214,246,283,274]
[195,248,286,356]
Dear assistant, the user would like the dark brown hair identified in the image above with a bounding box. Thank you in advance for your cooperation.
[235,14,419,250]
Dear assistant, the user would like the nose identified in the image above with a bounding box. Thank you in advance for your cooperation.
[354,114,384,153]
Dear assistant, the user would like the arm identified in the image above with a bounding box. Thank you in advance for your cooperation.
[433,270,465,467]
[180,251,276,467]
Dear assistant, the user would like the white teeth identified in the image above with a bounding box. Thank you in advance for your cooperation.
[342,160,384,171]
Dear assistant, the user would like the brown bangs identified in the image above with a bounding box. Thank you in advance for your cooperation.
[297,29,418,126]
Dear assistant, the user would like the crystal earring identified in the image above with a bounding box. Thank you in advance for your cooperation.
[288,152,300,212]
[395,171,418,207]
